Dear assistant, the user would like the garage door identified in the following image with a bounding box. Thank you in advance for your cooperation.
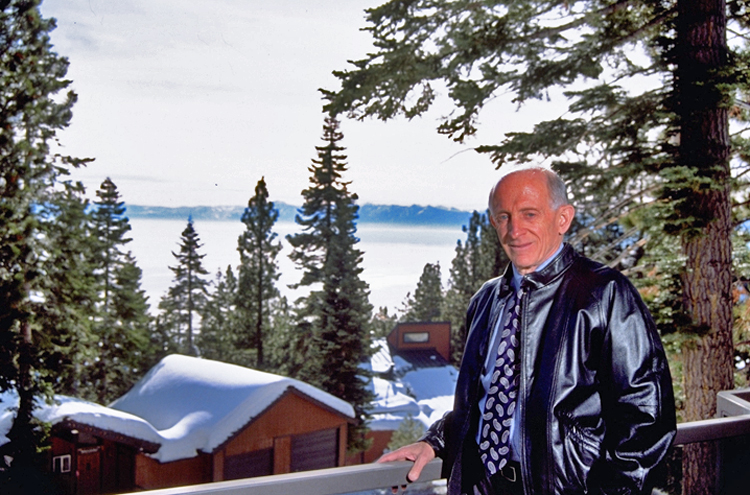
[290,428,338,472]
[224,448,273,480]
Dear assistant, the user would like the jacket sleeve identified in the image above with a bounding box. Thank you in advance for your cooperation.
[419,411,450,458]
[596,277,676,495]
[418,280,489,461]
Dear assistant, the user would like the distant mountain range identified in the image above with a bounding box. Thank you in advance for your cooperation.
[125,202,476,226]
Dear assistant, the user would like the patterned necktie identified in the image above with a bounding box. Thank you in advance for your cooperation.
[479,288,524,475]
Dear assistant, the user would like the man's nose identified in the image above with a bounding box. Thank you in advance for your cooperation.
[506,218,520,237]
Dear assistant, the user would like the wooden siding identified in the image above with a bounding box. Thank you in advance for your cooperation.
[49,432,139,495]
[364,430,394,464]
[217,391,350,480]
[290,428,338,472]
[135,453,212,490]
[136,389,352,488]
[388,322,451,361]
[221,390,348,457]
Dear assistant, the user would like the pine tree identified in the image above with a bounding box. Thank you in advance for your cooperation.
[110,253,154,383]
[402,262,443,322]
[36,183,97,398]
[261,296,298,373]
[443,211,507,363]
[387,414,426,452]
[91,178,132,316]
[236,177,282,369]
[287,116,374,452]
[85,178,153,403]
[324,3,749,489]
[159,218,209,356]
[198,266,240,362]
[0,1,90,484]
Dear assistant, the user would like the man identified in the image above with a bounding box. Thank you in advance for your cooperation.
[379,167,676,495]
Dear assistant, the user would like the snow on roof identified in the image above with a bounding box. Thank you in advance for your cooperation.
[365,338,395,374]
[0,390,162,448]
[400,366,458,404]
[367,343,458,432]
[369,377,421,415]
[110,354,355,463]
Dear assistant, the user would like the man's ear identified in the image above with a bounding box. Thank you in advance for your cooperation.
[558,205,575,234]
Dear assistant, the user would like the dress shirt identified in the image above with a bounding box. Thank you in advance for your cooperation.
[476,243,564,461]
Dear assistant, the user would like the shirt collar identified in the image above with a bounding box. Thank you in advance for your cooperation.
[511,243,564,291]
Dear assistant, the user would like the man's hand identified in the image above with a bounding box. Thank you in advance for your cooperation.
[377,441,436,482]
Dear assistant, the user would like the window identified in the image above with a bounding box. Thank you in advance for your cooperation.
[403,331,429,343]
[53,454,72,473]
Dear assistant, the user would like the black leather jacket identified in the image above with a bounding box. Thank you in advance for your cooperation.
[422,244,676,495]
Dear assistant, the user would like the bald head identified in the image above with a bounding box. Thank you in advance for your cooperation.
[488,167,569,216]
[487,167,575,275]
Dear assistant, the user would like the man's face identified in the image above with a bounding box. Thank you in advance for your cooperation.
[489,170,574,275]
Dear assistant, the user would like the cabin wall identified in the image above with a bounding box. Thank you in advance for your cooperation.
[217,392,350,480]
[364,430,394,464]
[135,453,212,490]
[136,392,350,487]
[388,322,451,361]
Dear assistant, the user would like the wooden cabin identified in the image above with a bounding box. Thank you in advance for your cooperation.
[387,321,451,364]
[111,355,355,491]
[49,419,160,495]
[133,388,352,489]
[0,391,163,495]
[1,355,356,494]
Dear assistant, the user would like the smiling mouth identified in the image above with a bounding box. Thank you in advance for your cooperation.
[507,242,532,250]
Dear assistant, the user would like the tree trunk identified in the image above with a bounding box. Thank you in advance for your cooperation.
[676,0,734,494]
[257,254,265,368]
[5,321,36,465]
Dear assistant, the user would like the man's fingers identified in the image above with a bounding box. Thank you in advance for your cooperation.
[406,454,430,482]
[406,464,423,482]
[377,442,436,483]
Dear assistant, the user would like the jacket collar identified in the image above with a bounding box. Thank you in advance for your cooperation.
[501,243,576,292]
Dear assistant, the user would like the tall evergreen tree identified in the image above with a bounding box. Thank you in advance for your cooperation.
[324,3,749,490]
[236,177,282,369]
[287,116,374,452]
[0,1,89,484]
[36,183,97,398]
[198,266,240,362]
[158,218,209,356]
[91,178,131,316]
[443,211,507,363]
[402,262,443,322]
[85,178,153,403]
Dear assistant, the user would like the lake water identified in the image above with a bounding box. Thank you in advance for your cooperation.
[128,219,465,313]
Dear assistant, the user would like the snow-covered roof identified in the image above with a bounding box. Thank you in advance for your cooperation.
[110,354,355,463]
[0,391,162,448]
[367,338,395,374]
[366,341,457,432]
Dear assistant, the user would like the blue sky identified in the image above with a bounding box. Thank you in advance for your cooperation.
[40,0,561,211]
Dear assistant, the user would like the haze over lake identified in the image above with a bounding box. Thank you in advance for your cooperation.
[129,218,466,313]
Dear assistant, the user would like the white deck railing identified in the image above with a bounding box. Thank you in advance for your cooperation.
[126,414,750,495]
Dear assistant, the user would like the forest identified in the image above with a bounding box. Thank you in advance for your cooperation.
[3,1,750,495]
